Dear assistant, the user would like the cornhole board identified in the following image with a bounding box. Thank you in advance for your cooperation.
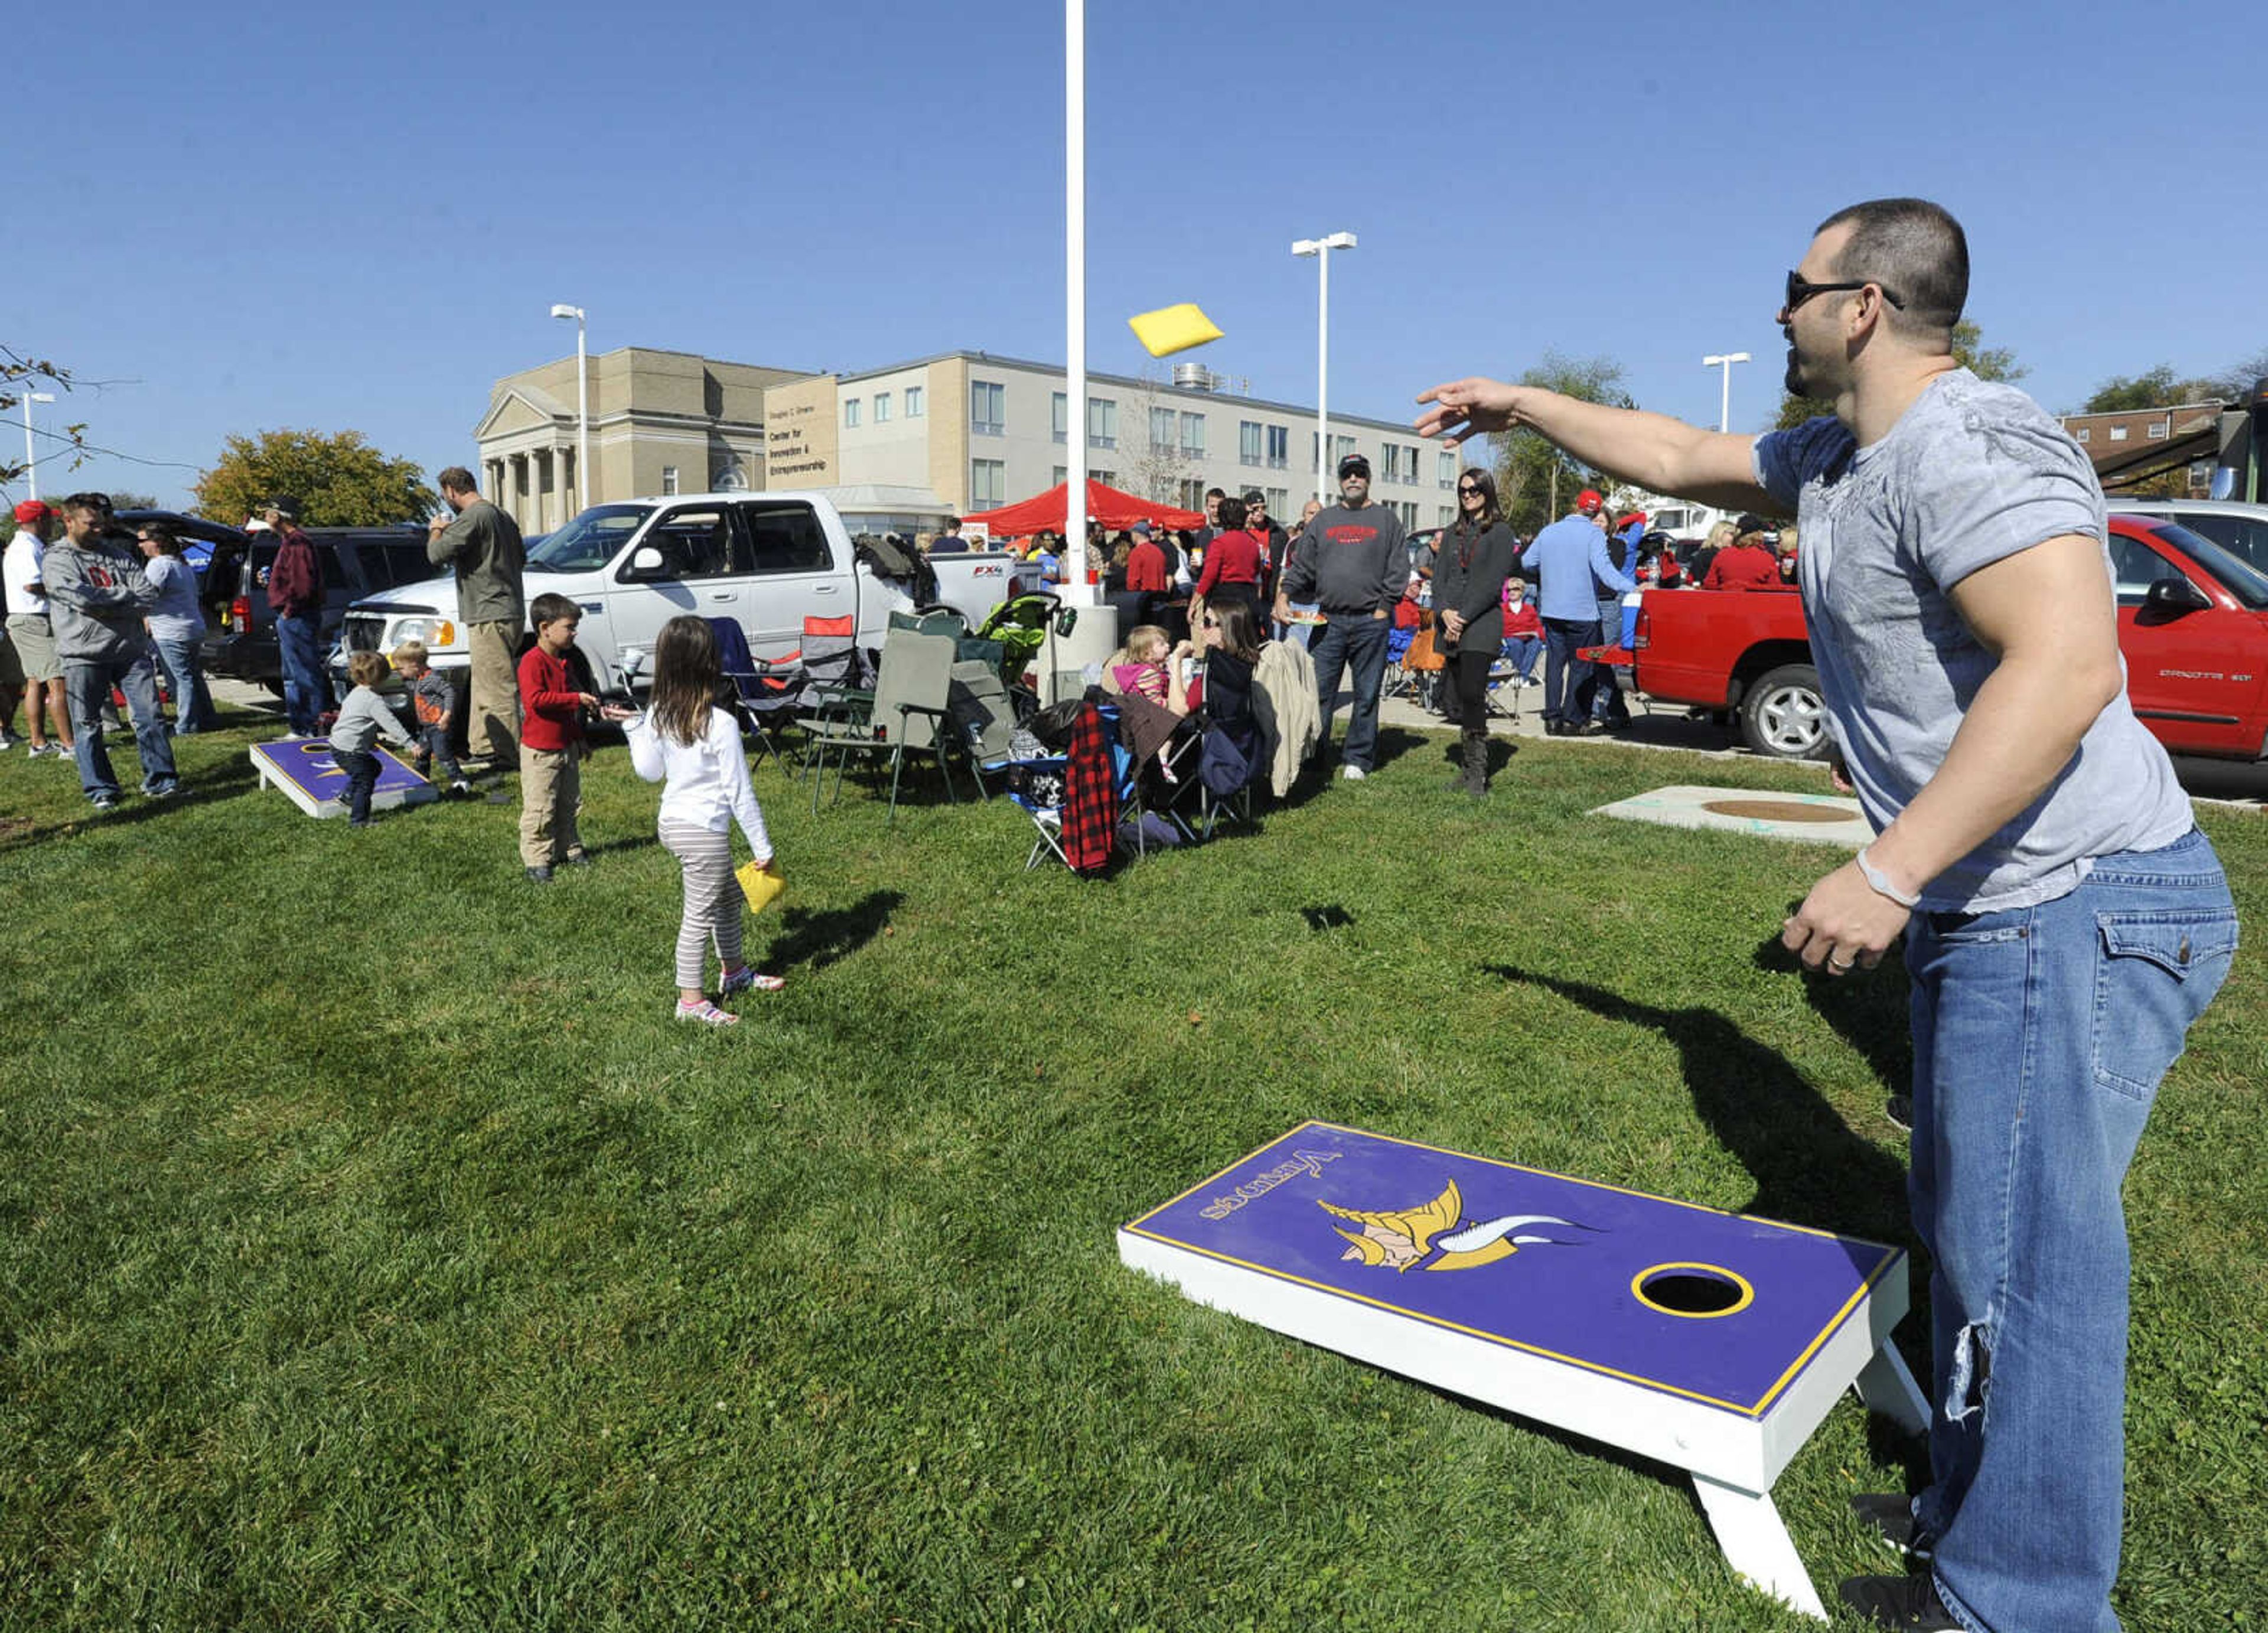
[1593,784,1873,849]
[250,739,437,819]
[1118,1122,1927,1619]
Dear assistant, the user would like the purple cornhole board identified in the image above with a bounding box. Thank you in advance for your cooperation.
[1118,1122,1928,1619]
[249,738,437,819]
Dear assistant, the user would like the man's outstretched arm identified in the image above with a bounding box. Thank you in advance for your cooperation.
[1416,377,1775,513]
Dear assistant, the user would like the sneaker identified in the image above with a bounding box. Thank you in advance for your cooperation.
[1885,1095,1914,1133]
[721,966,786,996]
[525,865,553,884]
[1849,1494,1934,1562]
[28,742,59,758]
[0,731,19,750]
[562,850,593,868]
[142,781,181,800]
[448,778,472,795]
[675,998,739,1027]
[348,819,372,829]
[90,793,118,812]
[1837,1572,1958,1630]
[1340,764,1367,781]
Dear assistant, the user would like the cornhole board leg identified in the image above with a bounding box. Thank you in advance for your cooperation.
[1693,1475,1829,1621]
[1853,1339,1930,1436]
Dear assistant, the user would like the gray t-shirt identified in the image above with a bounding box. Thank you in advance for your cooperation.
[1754,369,2191,913]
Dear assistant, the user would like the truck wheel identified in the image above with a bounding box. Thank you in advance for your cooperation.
[1739,664,1827,759]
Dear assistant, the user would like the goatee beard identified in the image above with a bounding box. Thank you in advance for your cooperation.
[1784,347,1807,397]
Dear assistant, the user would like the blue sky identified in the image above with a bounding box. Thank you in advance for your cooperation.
[14,0,2261,510]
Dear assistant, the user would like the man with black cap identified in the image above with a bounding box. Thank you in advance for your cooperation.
[262,496,330,736]
[1519,488,1636,735]
[1275,452,1405,780]
[1702,514,1784,590]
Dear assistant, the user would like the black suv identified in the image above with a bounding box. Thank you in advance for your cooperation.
[197,524,440,692]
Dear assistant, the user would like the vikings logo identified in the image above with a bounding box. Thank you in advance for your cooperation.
[1320,1178,1586,1273]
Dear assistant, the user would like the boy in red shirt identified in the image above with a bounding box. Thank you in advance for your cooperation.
[517,592,598,881]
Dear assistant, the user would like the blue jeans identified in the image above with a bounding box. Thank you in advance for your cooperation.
[276,612,329,735]
[1591,596,1631,724]
[1308,612,1390,773]
[416,722,464,784]
[333,747,380,824]
[1905,827,2236,1633]
[1541,615,1599,726]
[152,630,213,733]
[64,653,177,801]
[1500,634,1542,682]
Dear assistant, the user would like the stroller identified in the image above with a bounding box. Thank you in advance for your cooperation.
[971,591,1068,723]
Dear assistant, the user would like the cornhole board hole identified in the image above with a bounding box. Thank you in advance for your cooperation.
[1118,1122,1927,1620]
[1593,784,1873,849]
[250,739,436,819]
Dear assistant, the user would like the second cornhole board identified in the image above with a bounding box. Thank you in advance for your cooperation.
[1594,784,1873,848]
[1118,1122,1928,1620]
[250,739,436,819]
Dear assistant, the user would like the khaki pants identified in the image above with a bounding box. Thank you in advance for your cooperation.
[468,620,521,763]
[519,745,582,867]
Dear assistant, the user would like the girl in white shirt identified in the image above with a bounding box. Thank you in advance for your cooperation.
[618,615,779,1026]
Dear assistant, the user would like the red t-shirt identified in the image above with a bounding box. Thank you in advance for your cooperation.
[1125,539,1169,594]
[517,646,586,751]
[1703,543,1782,591]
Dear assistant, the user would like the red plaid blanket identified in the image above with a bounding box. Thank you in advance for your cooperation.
[1062,702,1118,874]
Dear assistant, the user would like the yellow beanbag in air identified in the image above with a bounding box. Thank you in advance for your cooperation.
[1128,303,1223,358]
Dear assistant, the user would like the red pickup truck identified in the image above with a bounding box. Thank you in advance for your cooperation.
[1629,514,2268,761]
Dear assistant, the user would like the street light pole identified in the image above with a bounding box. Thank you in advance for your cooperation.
[1292,232,1355,504]
[1702,351,1751,435]
[21,390,56,501]
[551,304,589,510]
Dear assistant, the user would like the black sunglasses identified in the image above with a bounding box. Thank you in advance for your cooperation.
[1201,616,1220,628]
[1784,269,1905,314]
[1457,484,1482,496]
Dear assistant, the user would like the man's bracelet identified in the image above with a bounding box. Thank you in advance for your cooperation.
[1856,846,1920,909]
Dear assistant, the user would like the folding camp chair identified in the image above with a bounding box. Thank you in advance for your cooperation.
[1001,755,1073,870]
[703,617,804,771]
[1380,624,1419,702]
[804,625,964,823]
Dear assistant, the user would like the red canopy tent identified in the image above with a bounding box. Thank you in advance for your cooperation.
[967,478,1204,543]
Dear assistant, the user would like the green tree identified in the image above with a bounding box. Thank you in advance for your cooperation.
[2211,347,2267,400]
[193,429,435,526]
[2079,364,2227,414]
[1772,319,2025,429]
[1488,351,1634,537]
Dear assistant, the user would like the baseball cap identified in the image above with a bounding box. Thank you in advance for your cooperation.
[264,496,301,521]
[1576,489,1603,514]
[1733,513,1771,539]
[12,500,51,525]
[1337,452,1371,479]
[1130,520,1153,536]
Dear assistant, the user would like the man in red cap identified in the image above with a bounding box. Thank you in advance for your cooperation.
[4,500,75,757]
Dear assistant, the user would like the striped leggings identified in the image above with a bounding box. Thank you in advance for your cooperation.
[659,820,744,992]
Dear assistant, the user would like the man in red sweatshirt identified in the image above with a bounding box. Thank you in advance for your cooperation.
[263,497,330,735]
[516,592,596,881]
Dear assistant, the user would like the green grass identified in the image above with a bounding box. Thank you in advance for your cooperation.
[2,706,2263,1631]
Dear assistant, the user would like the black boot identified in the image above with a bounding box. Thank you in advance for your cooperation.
[1461,729,1490,797]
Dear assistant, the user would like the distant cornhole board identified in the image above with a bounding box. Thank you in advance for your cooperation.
[1594,784,1873,848]
[1119,1122,1927,1619]
[250,739,436,819]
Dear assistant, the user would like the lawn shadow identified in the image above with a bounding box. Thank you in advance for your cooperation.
[578,833,659,859]
[761,888,904,973]
[1751,924,1914,1110]
[0,755,260,856]
[1482,963,1910,1244]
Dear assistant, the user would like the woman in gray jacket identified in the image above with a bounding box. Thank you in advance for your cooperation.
[1430,468,1520,796]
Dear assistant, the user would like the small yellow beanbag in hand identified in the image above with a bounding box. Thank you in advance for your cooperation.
[736,858,784,914]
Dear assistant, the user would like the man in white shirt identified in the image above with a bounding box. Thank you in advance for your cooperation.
[4,501,74,756]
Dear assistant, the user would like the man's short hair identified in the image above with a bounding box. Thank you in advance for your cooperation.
[1816,197,1967,341]
[941,515,960,531]
[1205,487,1226,500]
[390,639,429,667]
[529,591,580,627]
[61,491,109,517]
[437,466,475,494]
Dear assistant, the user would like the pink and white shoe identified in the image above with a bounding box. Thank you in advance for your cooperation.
[674,998,739,1026]
[720,966,785,995]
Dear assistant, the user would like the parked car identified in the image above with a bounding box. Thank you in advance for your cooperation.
[1627,514,2268,761]
[2102,498,2268,575]
[335,492,1026,704]
[200,524,436,693]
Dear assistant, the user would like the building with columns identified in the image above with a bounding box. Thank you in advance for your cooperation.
[474,348,816,533]
[475,344,1471,540]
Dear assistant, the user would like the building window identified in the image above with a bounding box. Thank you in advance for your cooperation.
[1239,421,1264,467]
[1266,486,1289,516]
[1267,425,1289,469]
[2109,425,2128,442]
[1438,504,1455,526]
[905,386,924,417]
[970,458,1006,511]
[1091,468,1116,487]
[2189,461,2213,488]
[1439,451,1458,490]
[1179,411,1206,458]
[2075,427,2091,443]
[1177,478,1208,510]
[1149,406,1176,453]
[1394,501,1419,529]
[843,398,861,429]
[972,381,1005,437]
[1052,466,1067,487]
[1088,397,1118,450]
[1052,392,1070,445]
[2146,421,2168,440]
[661,465,679,496]
[874,392,892,423]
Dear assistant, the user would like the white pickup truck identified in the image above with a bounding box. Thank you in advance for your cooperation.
[337,490,1029,696]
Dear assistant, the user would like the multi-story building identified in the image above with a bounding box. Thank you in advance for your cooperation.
[2058,401,2225,498]
[477,346,1464,540]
